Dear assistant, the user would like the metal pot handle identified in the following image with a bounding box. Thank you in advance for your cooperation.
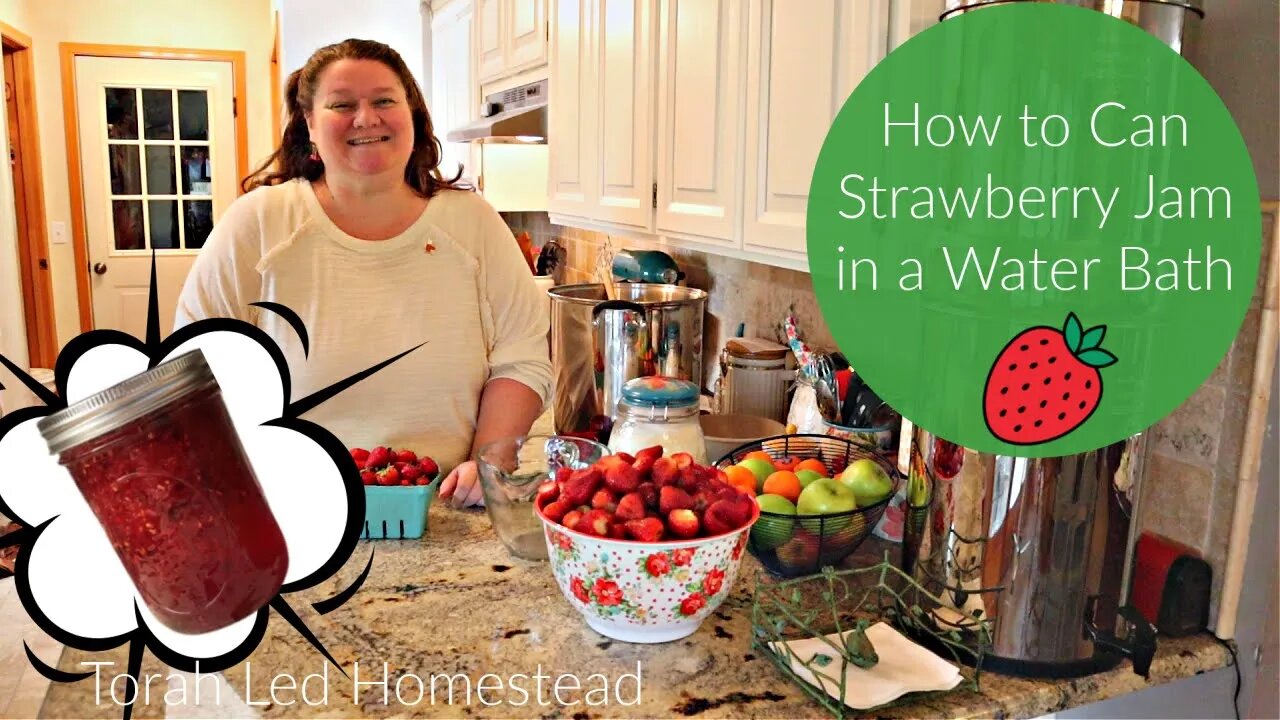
[1084,598,1157,677]
[591,300,646,319]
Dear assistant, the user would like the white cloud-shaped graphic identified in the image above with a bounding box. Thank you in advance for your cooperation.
[0,326,356,663]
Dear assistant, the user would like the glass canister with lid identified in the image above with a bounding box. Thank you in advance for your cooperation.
[608,376,707,464]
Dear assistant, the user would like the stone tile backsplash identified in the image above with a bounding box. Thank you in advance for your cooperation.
[507,208,1277,626]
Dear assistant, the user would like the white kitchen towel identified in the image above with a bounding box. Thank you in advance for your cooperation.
[769,621,963,710]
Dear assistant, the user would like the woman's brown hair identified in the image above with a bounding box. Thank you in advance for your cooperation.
[242,38,467,196]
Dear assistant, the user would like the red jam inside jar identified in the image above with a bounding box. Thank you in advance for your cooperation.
[38,350,288,634]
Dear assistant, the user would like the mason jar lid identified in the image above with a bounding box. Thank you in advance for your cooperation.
[620,376,700,409]
[37,350,220,455]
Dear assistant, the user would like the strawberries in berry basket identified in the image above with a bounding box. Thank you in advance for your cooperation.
[535,445,757,541]
[352,446,439,486]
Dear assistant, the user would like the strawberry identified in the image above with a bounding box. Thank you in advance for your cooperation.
[670,452,694,470]
[615,492,646,521]
[395,449,418,464]
[562,509,584,530]
[624,517,665,542]
[632,446,663,477]
[651,457,680,487]
[659,486,695,515]
[418,456,439,479]
[402,465,423,482]
[613,452,635,464]
[365,446,391,470]
[666,509,700,539]
[591,489,618,512]
[377,466,400,486]
[603,462,641,494]
[583,509,613,537]
[554,466,573,485]
[561,467,603,506]
[607,522,629,540]
[704,494,753,535]
[351,448,371,465]
[542,500,572,523]
[984,312,1117,445]
[637,482,659,510]
[536,480,560,507]
[359,470,376,486]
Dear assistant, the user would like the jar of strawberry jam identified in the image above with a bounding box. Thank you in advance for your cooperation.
[37,350,288,634]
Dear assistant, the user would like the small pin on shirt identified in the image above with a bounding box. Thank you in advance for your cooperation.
[424,241,436,254]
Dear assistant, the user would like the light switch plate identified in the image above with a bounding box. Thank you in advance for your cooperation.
[50,221,67,244]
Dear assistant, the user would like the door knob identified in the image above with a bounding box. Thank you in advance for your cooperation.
[92,262,107,275]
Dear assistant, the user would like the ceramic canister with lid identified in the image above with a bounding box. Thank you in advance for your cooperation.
[608,376,707,464]
[717,337,794,423]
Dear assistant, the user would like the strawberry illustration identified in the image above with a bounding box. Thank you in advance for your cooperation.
[983,312,1117,445]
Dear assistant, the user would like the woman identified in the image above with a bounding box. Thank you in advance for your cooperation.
[174,39,549,508]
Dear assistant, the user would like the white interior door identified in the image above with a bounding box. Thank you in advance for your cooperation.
[76,56,236,340]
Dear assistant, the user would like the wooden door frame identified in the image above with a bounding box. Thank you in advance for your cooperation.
[0,21,56,369]
[60,43,249,333]
[271,11,282,142]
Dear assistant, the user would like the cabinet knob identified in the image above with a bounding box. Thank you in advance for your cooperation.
[93,262,107,275]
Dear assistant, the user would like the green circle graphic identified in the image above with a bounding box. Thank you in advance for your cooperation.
[807,4,1261,457]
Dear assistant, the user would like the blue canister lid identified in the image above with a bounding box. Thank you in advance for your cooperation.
[621,376,700,408]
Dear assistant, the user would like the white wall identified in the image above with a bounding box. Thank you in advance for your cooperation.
[279,0,426,88]
[0,0,276,351]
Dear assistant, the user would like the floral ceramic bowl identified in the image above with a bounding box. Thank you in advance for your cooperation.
[535,503,760,644]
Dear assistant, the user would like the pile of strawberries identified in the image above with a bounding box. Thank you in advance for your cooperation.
[351,446,440,486]
[535,446,756,542]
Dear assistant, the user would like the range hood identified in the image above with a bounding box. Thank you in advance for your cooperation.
[445,79,547,144]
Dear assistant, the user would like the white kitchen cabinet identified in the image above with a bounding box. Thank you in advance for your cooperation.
[741,0,889,258]
[431,0,479,184]
[477,0,549,84]
[547,0,597,218]
[593,0,656,230]
[476,0,506,83]
[548,0,654,226]
[546,0,893,271]
[508,0,550,70]
[653,0,744,244]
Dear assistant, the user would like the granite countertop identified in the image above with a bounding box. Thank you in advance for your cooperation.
[41,505,1231,720]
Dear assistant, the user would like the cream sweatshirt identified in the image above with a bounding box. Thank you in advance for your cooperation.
[174,179,551,473]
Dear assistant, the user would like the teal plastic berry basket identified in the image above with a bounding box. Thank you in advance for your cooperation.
[362,475,440,540]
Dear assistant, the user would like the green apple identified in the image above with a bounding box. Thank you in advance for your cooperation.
[795,469,825,488]
[751,494,796,550]
[738,457,776,492]
[796,478,858,516]
[838,459,894,507]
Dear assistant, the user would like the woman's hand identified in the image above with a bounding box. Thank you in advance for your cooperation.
[439,460,485,508]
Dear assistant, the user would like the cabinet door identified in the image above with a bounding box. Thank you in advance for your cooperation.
[742,0,888,256]
[592,0,655,229]
[507,0,549,71]
[654,0,744,243]
[431,1,478,184]
[547,0,597,217]
[476,0,507,83]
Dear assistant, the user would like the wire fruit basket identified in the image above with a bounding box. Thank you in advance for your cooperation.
[714,434,901,577]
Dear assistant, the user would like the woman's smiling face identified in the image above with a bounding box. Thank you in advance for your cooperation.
[306,58,415,182]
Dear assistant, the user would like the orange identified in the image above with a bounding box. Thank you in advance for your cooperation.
[762,471,802,503]
[795,458,829,476]
[773,455,801,472]
[743,450,777,468]
[723,465,759,496]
